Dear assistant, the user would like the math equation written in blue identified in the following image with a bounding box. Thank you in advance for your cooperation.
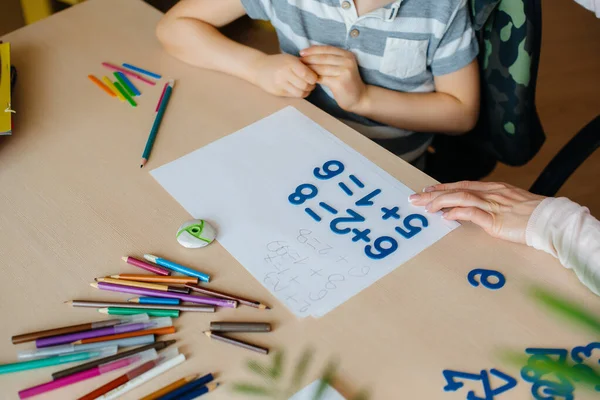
[288,160,430,260]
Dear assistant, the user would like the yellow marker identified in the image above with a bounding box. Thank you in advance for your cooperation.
[102,76,125,102]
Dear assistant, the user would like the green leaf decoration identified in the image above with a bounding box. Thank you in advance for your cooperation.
[232,383,275,397]
[314,361,339,400]
[247,359,272,379]
[350,389,370,400]
[288,348,314,394]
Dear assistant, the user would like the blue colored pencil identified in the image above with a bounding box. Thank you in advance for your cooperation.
[174,382,220,400]
[116,71,141,96]
[144,254,210,283]
[122,63,162,79]
[140,80,174,168]
[156,373,214,400]
[129,297,180,305]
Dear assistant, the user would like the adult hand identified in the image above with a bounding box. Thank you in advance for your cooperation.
[409,181,546,244]
[300,46,367,112]
[252,54,317,98]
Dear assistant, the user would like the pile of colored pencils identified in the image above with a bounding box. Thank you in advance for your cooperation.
[88,62,161,108]
[3,251,273,398]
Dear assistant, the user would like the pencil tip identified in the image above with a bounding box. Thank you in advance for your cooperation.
[140,164,144,168]
[265,305,272,310]
[128,298,139,303]
[90,282,99,288]
[164,339,176,346]
[121,256,128,262]
[64,301,72,305]
[203,331,211,337]
[98,309,108,314]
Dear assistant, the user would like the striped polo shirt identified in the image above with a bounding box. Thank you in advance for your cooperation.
[241,0,478,161]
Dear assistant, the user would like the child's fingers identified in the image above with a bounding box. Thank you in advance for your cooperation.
[301,54,346,66]
[282,82,307,98]
[425,191,490,213]
[291,63,318,84]
[300,45,347,57]
[308,65,342,77]
[442,207,494,232]
[287,72,314,91]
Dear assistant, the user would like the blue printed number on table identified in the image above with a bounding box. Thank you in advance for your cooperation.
[467,269,506,290]
[443,368,517,399]
[288,160,429,260]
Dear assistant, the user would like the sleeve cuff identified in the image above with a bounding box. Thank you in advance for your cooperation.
[240,0,270,21]
[431,39,479,76]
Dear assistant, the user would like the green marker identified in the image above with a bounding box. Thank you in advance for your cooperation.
[0,346,116,375]
[100,307,179,318]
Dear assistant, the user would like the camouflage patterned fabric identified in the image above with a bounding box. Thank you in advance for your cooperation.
[471,0,545,166]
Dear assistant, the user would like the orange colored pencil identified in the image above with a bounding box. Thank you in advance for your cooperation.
[73,326,175,344]
[88,74,116,97]
[140,374,198,400]
[111,274,198,285]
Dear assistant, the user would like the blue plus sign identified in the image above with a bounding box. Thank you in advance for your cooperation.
[351,228,371,243]
[381,206,400,220]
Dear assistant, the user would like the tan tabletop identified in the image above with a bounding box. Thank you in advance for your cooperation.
[0,1,597,399]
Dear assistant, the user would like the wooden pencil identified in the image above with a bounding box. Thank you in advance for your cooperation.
[96,277,190,294]
[139,374,198,400]
[203,331,268,355]
[11,319,123,344]
[185,283,270,310]
[73,326,175,345]
[111,274,198,285]
[66,300,214,313]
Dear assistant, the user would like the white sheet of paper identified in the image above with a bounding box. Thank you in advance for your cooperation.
[151,107,458,317]
[289,380,346,400]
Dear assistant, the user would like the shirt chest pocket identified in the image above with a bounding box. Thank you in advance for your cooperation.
[379,38,429,79]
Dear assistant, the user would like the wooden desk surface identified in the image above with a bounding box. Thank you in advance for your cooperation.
[0,1,597,399]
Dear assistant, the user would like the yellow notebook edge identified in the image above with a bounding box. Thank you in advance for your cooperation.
[0,42,13,135]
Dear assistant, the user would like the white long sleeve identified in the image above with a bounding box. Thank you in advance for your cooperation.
[574,0,600,17]
[526,197,600,296]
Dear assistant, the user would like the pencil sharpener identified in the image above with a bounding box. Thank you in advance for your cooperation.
[176,219,217,249]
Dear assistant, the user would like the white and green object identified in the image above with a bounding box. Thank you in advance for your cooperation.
[176,219,216,249]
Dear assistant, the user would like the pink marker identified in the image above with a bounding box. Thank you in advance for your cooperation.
[102,62,156,86]
[18,349,157,399]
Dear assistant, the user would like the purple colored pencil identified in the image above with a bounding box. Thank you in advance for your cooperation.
[94,282,237,308]
[122,256,170,276]
[36,322,151,348]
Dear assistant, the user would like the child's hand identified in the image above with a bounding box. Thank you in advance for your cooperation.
[252,54,317,98]
[300,46,367,112]
[409,181,545,244]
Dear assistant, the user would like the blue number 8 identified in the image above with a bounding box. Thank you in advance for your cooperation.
[467,268,506,290]
[314,160,345,180]
[365,236,398,260]
[288,184,318,205]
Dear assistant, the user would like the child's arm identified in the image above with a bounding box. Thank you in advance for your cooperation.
[301,46,479,134]
[156,0,317,98]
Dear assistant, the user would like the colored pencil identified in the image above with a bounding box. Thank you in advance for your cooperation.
[0,347,116,375]
[102,62,156,85]
[155,83,168,112]
[140,80,174,167]
[52,340,175,380]
[170,382,220,400]
[140,374,198,400]
[78,356,161,400]
[115,71,140,96]
[204,331,268,355]
[130,297,181,305]
[122,63,162,79]
[18,351,155,399]
[68,300,214,313]
[88,75,116,97]
[154,373,214,400]
[36,320,155,348]
[114,274,199,285]
[114,72,135,97]
[114,81,137,107]
[100,307,180,318]
[97,352,186,400]
[144,254,210,283]
[74,326,175,344]
[12,319,123,344]
[18,335,155,360]
[210,321,271,333]
[96,277,190,294]
[122,256,171,276]
[186,283,270,309]
[102,76,125,101]
[92,282,237,308]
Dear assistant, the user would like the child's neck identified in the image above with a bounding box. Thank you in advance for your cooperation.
[354,0,396,17]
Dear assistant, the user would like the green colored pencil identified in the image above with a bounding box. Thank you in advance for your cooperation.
[114,81,137,108]
[140,79,174,168]
[0,348,115,375]
[99,307,179,318]
[114,72,136,97]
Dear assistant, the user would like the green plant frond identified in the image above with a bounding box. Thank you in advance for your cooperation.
[232,382,276,397]
[287,348,315,394]
[350,389,370,400]
[247,359,273,379]
[270,350,284,379]
[313,360,339,400]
